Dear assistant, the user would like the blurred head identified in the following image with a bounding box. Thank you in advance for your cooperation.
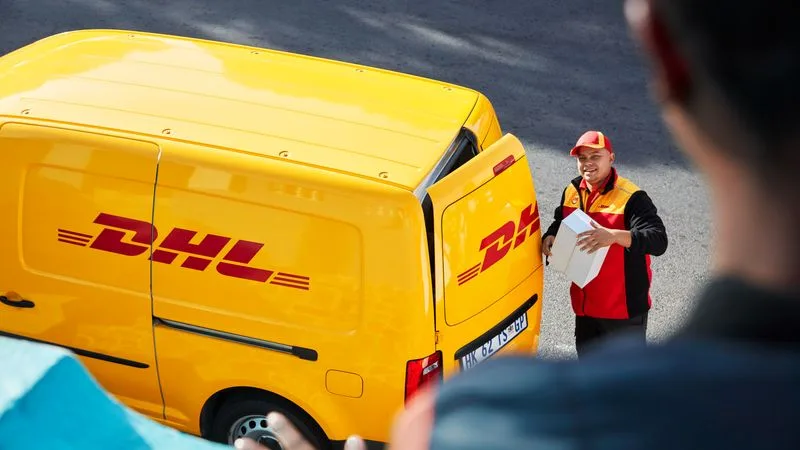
[625,0,800,288]
[624,0,800,192]
[570,130,615,186]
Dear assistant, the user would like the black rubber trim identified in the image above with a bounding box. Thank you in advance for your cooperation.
[453,293,538,360]
[331,439,386,450]
[154,317,318,362]
[0,330,150,368]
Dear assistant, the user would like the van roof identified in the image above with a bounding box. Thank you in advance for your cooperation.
[0,29,481,190]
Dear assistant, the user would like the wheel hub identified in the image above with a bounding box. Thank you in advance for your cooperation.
[228,414,270,444]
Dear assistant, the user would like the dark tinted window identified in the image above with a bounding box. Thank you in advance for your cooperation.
[421,129,480,298]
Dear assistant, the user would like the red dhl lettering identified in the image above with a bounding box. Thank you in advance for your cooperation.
[58,213,310,291]
[457,202,540,286]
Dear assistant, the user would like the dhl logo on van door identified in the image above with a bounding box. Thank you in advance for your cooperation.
[57,213,311,291]
[457,202,540,286]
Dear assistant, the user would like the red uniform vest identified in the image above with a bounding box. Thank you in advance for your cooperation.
[560,174,651,319]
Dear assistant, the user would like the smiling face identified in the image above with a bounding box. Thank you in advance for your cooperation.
[575,146,615,186]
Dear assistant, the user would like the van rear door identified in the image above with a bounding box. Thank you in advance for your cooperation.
[426,132,543,374]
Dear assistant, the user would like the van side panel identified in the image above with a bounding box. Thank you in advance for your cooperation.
[0,122,164,418]
[150,142,434,441]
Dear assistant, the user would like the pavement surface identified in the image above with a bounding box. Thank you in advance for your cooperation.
[0,0,713,359]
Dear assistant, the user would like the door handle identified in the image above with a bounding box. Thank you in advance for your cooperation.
[0,294,35,308]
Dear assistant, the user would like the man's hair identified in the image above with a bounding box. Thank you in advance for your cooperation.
[655,0,800,177]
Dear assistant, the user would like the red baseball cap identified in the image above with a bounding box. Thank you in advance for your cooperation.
[569,130,614,156]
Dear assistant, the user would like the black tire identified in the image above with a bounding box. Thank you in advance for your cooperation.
[206,392,329,449]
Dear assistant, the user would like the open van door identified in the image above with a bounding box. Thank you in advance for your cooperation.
[426,133,543,374]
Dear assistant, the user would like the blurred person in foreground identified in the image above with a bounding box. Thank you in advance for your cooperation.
[237,0,800,448]
[541,129,668,358]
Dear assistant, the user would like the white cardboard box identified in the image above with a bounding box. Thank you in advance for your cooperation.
[549,208,610,288]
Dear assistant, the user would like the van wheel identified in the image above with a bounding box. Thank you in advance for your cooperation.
[207,393,328,449]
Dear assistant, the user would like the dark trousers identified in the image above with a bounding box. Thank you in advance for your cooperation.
[575,312,648,358]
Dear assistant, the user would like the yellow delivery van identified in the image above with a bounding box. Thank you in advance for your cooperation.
[0,29,544,448]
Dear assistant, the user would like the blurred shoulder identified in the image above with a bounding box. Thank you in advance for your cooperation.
[429,337,800,450]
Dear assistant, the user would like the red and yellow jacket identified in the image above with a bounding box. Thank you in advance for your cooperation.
[543,168,668,319]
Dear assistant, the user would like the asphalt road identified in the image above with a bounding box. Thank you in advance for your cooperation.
[0,0,713,359]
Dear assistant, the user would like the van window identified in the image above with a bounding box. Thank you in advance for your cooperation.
[420,129,480,297]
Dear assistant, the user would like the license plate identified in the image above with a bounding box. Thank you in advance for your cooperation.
[459,312,528,371]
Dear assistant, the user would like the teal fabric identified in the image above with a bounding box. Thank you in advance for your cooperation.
[0,335,227,450]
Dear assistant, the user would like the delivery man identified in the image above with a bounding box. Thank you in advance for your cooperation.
[541,130,668,357]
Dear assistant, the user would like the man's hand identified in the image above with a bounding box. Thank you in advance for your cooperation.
[233,412,366,450]
[576,221,631,253]
[542,235,555,257]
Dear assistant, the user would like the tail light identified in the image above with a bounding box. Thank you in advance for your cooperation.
[404,350,443,405]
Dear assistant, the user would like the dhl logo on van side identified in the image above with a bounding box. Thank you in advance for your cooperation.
[457,202,540,286]
[57,213,311,291]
